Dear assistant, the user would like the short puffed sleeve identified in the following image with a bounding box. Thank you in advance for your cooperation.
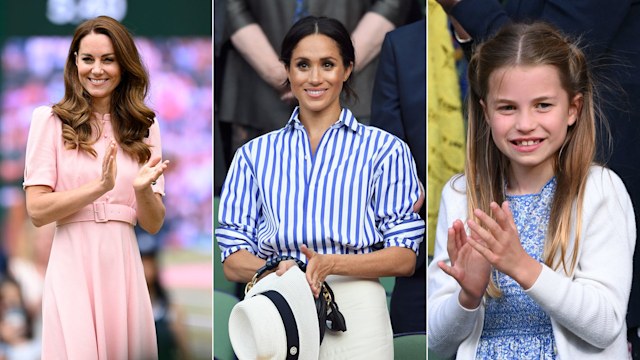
[23,106,59,190]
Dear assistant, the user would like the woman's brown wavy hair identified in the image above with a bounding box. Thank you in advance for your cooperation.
[465,22,598,297]
[52,15,154,164]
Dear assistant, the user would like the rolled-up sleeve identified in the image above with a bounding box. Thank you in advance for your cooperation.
[374,139,425,253]
[215,146,261,261]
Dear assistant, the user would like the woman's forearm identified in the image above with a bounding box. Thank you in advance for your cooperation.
[222,245,417,284]
[329,246,417,278]
[25,182,107,227]
[230,24,288,90]
[222,249,267,283]
[135,187,165,234]
[351,12,395,72]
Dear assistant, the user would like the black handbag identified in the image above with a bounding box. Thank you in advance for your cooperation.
[245,255,347,343]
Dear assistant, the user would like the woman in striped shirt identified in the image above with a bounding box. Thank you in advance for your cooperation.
[216,16,424,359]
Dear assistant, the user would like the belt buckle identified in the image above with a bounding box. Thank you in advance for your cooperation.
[93,202,108,223]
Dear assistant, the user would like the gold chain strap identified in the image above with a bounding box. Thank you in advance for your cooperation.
[244,273,259,295]
[322,283,332,307]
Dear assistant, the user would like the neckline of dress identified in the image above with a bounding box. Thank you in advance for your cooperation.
[92,112,111,121]
[505,176,557,198]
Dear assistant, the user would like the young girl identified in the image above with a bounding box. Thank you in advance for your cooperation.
[428,22,635,359]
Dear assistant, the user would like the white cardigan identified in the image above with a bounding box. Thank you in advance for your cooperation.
[428,166,636,359]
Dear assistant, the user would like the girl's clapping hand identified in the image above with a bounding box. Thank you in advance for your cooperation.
[438,219,491,308]
[466,201,542,289]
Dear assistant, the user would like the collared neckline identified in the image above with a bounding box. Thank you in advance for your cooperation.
[92,112,111,122]
[286,107,359,133]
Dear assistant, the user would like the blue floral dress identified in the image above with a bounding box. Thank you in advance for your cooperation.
[475,178,557,360]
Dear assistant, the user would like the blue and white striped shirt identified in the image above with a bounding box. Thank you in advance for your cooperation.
[216,107,424,262]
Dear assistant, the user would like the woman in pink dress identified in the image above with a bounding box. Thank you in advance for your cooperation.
[23,16,168,359]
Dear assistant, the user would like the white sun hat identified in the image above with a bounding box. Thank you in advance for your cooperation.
[228,266,320,360]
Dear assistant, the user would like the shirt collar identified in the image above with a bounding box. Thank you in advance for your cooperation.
[286,107,360,133]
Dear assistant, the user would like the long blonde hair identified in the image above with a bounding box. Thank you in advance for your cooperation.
[52,15,154,164]
[465,22,597,297]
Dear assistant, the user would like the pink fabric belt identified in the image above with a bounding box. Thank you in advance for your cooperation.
[56,202,137,226]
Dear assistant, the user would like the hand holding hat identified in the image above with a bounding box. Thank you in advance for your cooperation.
[228,266,320,360]
[300,245,334,298]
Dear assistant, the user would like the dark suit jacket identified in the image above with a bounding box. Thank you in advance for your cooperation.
[451,0,640,328]
[371,19,426,334]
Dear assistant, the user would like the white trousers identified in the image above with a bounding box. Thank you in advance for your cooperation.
[319,276,394,360]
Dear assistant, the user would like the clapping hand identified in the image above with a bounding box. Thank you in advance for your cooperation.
[438,219,491,308]
[465,201,541,289]
[100,140,118,191]
[133,156,170,192]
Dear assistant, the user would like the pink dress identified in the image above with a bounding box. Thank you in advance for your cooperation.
[23,106,163,360]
